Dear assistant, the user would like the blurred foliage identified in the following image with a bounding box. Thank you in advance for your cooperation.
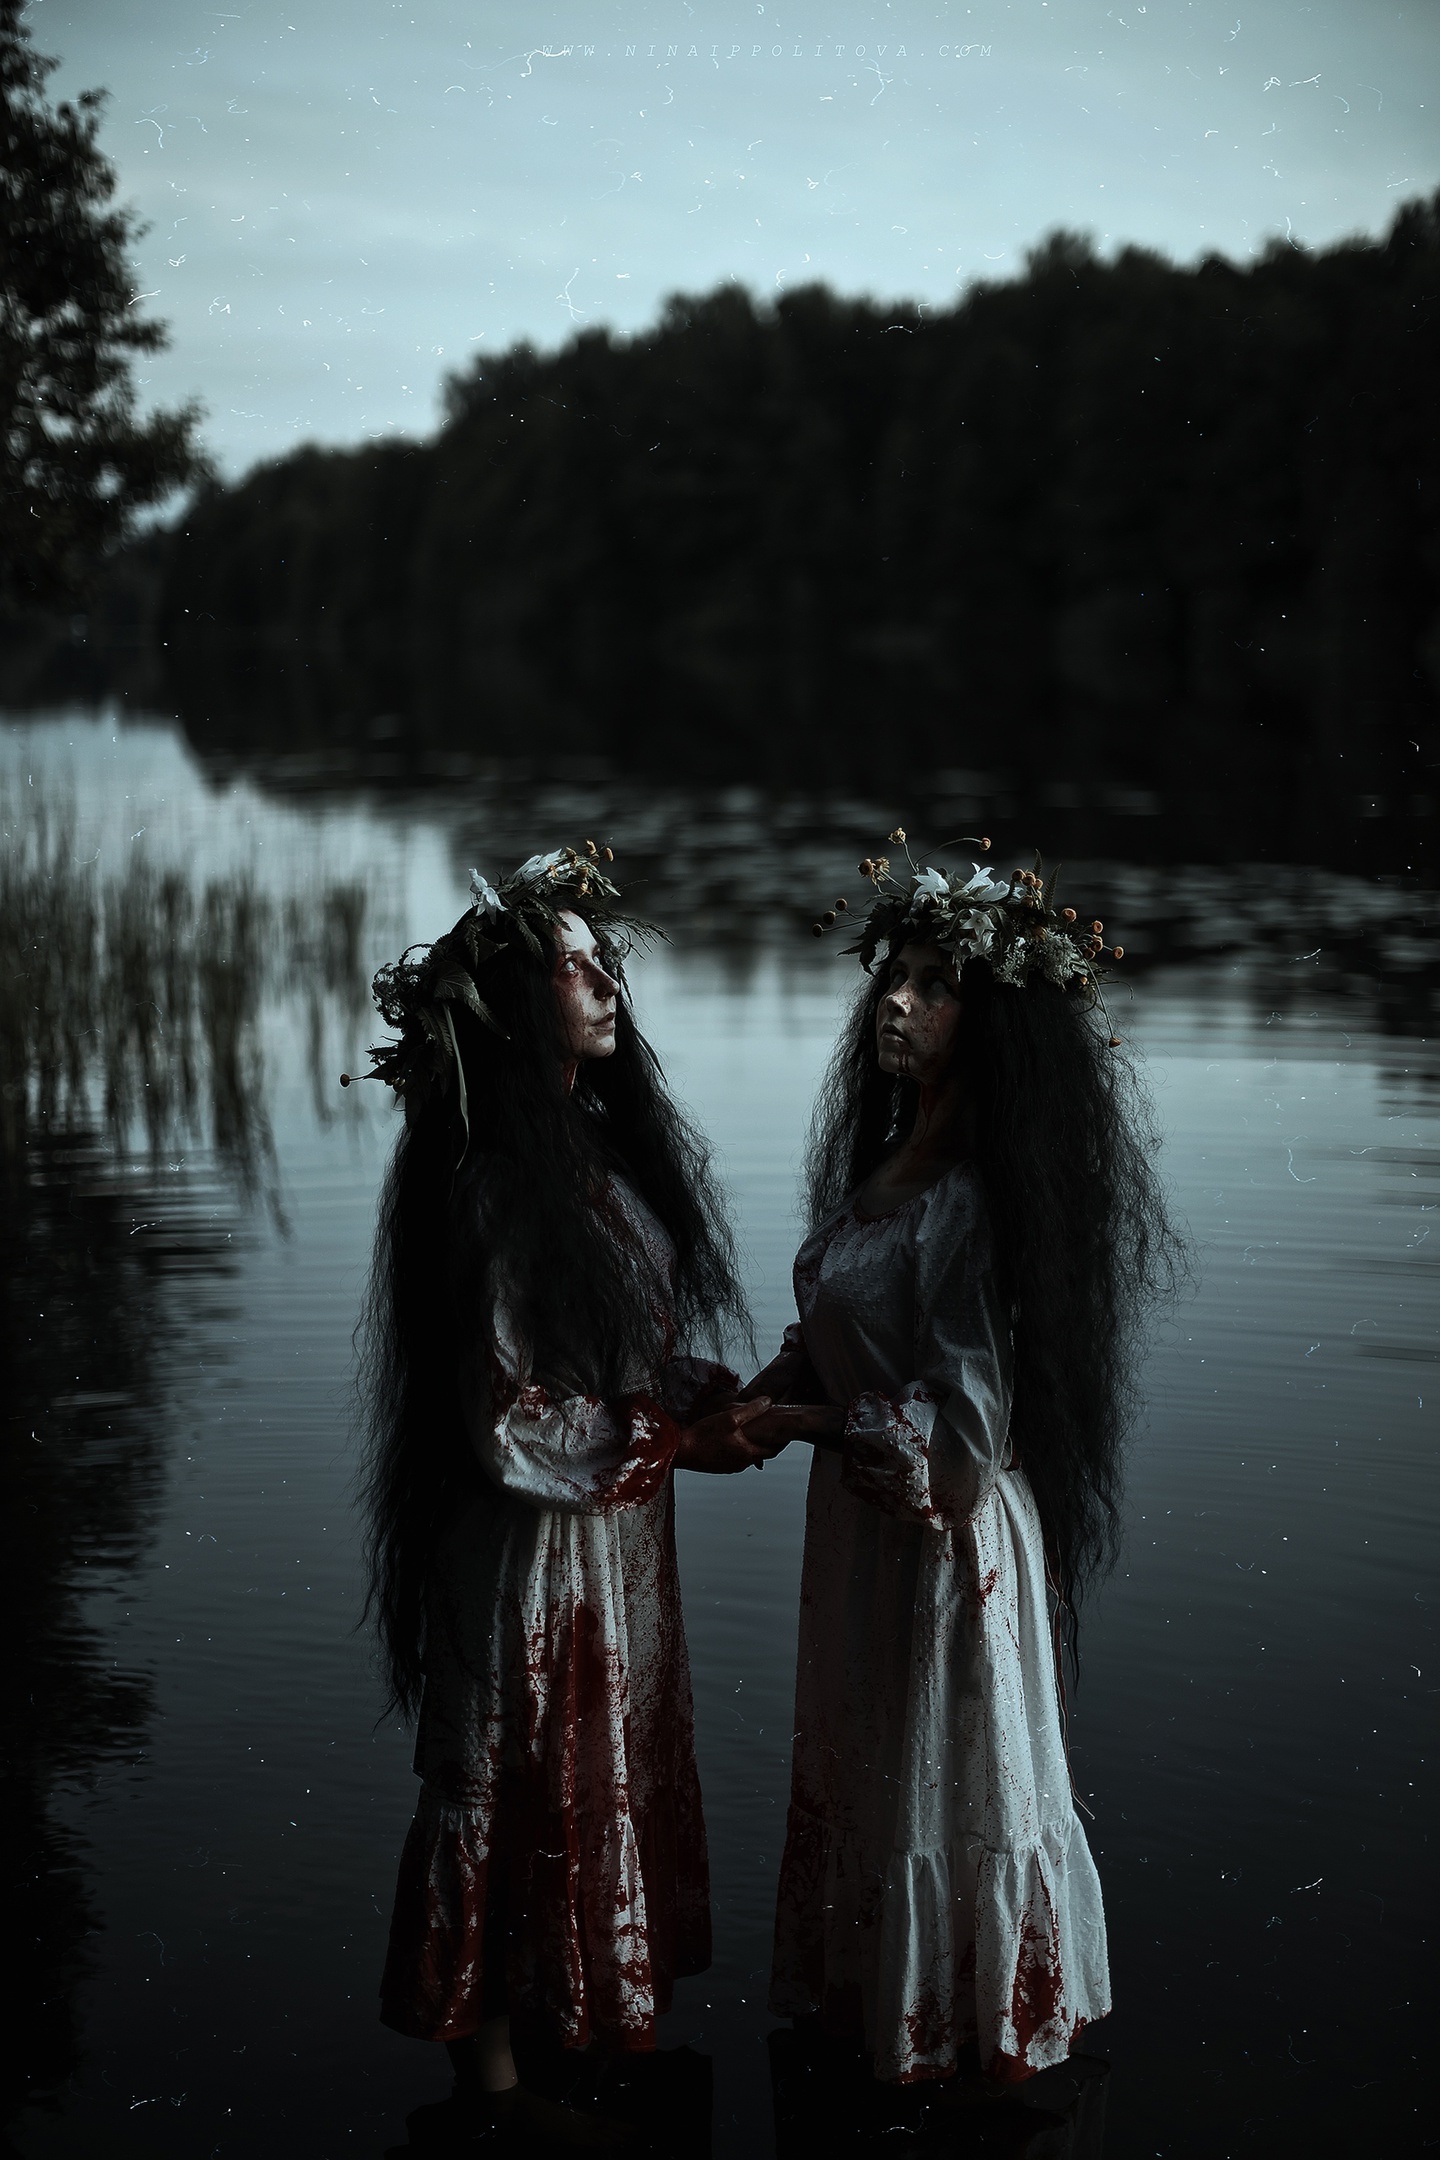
[0,0,205,609]
[33,196,1440,860]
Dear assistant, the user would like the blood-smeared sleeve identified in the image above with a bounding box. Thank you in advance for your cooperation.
[461,1285,680,1514]
[841,1176,1014,1528]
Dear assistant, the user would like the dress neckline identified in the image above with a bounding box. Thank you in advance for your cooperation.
[851,1157,971,1224]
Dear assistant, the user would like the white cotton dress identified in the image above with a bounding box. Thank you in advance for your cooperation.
[380,1177,733,2051]
[769,1162,1111,2084]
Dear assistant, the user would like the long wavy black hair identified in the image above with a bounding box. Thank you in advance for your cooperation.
[359,904,748,1718]
[807,950,1184,1638]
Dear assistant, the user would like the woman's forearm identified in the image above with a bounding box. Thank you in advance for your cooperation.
[737,1352,798,1402]
[745,1401,847,1449]
[739,1347,826,1404]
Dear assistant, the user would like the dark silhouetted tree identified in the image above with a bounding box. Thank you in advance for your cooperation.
[50,191,1440,857]
[0,0,205,608]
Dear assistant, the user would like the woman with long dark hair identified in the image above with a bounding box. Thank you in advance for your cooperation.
[753,838,1181,2096]
[357,846,772,2145]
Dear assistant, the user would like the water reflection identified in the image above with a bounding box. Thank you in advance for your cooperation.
[381,2036,1105,2158]
[0,1136,242,2124]
[385,2042,715,2158]
[1,714,1436,2157]
[768,2029,1108,2156]
[1,783,372,2133]
[180,757,1439,1039]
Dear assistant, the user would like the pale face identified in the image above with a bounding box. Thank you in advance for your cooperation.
[875,939,964,1086]
[552,909,620,1060]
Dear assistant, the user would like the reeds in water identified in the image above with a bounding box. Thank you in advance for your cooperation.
[0,789,370,1185]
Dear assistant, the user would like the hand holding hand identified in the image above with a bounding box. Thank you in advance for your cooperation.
[675,1397,785,1475]
[737,1341,825,1405]
[744,1402,846,1447]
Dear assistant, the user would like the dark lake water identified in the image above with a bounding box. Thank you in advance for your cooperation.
[4,713,1436,2159]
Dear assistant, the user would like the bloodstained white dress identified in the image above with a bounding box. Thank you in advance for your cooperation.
[381,1177,734,2051]
[769,1162,1111,2084]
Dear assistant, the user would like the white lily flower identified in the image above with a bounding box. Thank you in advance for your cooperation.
[957,865,1013,906]
[956,910,996,957]
[513,849,567,885]
[911,866,950,901]
[468,869,504,917]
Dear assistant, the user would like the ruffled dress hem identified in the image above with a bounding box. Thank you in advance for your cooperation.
[380,1779,711,2048]
[770,1802,1111,2084]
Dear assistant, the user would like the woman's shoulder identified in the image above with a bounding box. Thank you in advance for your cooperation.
[912,1159,992,1253]
[920,1156,984,1207]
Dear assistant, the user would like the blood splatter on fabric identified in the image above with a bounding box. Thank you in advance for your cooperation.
[380,1179,732,2049]
[769,1165,1110,2083]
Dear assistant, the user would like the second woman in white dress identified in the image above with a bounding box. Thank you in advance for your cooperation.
[753,844,1179,2094]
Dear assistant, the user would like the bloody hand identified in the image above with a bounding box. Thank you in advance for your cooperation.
[674,1396,784,1474]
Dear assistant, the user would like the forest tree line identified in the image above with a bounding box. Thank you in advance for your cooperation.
[36,194,1440,852]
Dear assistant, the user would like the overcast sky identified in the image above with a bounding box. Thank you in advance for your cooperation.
[37,0,1440,475]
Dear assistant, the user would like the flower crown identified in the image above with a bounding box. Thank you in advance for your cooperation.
[342,843,650,1110]
[812,829,1126,1044]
